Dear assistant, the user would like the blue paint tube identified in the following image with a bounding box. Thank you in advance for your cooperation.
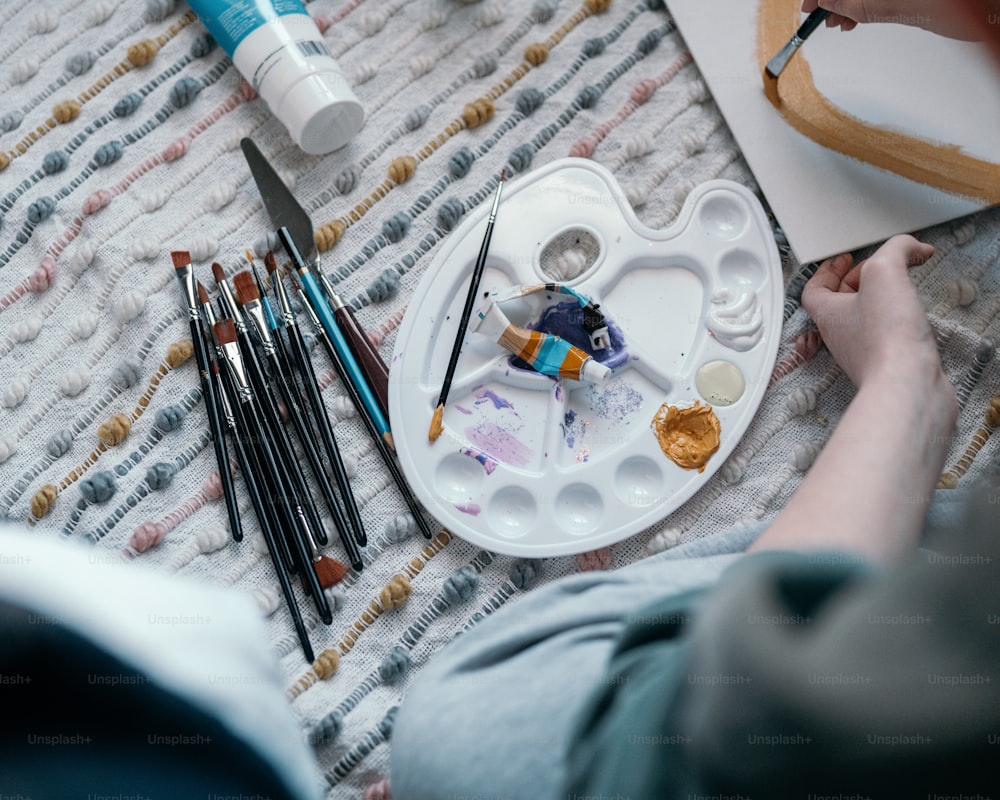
[188,0,364,154]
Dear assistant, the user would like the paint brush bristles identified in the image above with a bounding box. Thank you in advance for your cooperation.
[429,169,506,443]
[764,8,830,84]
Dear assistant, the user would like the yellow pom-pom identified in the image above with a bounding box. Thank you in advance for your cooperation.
[936,473,958,490]
[315,220,346,252]
[524,43,549,66]
[0,152,9,171]
[388,155,417,184]
[379,574,412,610]
[585,0,612,12]
[31,484,59,519]
[313,648,341,679]
[53,100,81,124]
[461,98,496,128]
[986,395,1000,428]
[127,39,159,67]
[166,338,194,368]
[98,413,132,446]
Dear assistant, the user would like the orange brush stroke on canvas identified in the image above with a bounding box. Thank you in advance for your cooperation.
[758,0,1000,203]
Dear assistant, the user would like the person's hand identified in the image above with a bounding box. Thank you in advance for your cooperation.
[801,234,948,394]
[801,0,983,40]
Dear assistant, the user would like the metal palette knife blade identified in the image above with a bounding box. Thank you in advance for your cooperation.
[240,137,317,263]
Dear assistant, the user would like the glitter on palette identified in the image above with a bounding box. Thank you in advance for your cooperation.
[562,409,578,447]
[465,421,533,467]
[586,379,643,420]
[460,446,498,474]
[561,409,592,462]
[455,502,482,516]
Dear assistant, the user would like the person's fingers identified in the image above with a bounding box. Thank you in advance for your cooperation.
[855,234,934,290]
[840,262,863,293]
[802,252,854,312]
[839,18,858,31]
[801,0,820,11]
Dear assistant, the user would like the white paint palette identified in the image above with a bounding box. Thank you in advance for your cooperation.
[389,158,782,556]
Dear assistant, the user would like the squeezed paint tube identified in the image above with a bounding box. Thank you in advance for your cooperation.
[188,0,363,154]
[474,292,611,384]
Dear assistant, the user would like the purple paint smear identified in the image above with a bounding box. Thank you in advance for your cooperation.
[465,422,533,467]
[475,388,514,410]
[456,503,482,516]
[460,447,499,475]
[510,299,629,373]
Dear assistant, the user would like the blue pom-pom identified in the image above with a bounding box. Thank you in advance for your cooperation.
[190,33,216,58]
[508,143,535,174]
[646,0,666,11]
[442,565,479,604]
[66,51,97,76]
[27,196,57,224]
[471,54,497,78]
[533,0,558,23]
[404,104,431,132]
[382,212,411,243]
[80,471,117,504]
[437,197,465,231]
[378,646,411,685]
[309,711,342,745]
[335,164,360,194]
[509,558,543,590]
[576,85,602,109]
[46,428,75,458]
[111,357,142,389]
[365,268,401,303]
[154,404,186,432]
[1,111,24,133]
[94,140,124,167]
[515,87,545,116]
[145,462,177,491]
[113,93,143,118]
[582,37,606,57]
[638,29,664,56]
[42,150,69,175]
[169,77,203,109]
[448,147,475,179]
[379,706,398,736]
[145,0,176,22]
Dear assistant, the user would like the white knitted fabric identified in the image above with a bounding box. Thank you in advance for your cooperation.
[1,0,998,796]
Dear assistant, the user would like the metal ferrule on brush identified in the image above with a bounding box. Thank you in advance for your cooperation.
[319,273,346,311]
[272,272,297,329]
[217,281,245,333]
[219,341,253,403]
[242,298,278,357]
[766,37,801,78]
[175,265,199,321]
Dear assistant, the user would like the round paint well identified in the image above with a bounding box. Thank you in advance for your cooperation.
[487,486,537,539]
[695,360,746,406]
[614,456,665,507]
[698,193,748,241]
[718,248,766,291]
[555,483,604,535]
[434,452,486,503]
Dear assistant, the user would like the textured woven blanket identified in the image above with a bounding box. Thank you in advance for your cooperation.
[1,0,998,796]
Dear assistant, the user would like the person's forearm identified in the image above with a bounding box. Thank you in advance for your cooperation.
[747,363,956,564]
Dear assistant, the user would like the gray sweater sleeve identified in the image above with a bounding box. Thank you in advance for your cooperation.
[564,477,1000,799]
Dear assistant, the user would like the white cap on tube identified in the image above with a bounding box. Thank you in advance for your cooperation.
[276,72,365,155]
[581,358,611,385]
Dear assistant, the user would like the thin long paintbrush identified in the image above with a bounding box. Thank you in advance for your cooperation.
[316,271,391,418]
[266,251,369,548]
[214,317,333,626]
[289,270,435,540]
[764,8,830,88]
[213,317,318,661]
[286,241,395,453]
[213,262,331,553]
[233,269,363,571]
[200,284,293,571]
[429,170,505,442]
[171,251,243,542]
